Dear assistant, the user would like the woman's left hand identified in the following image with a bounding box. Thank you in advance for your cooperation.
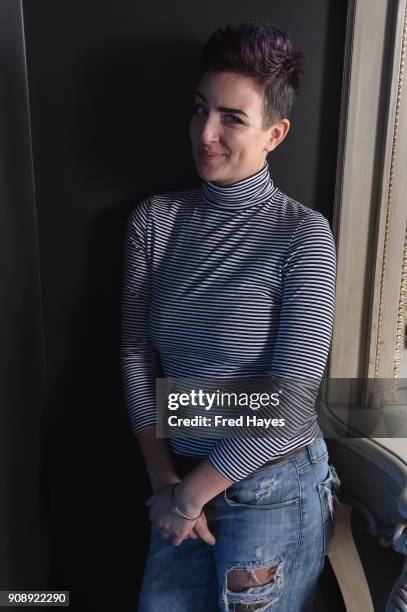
[145,484,203,546]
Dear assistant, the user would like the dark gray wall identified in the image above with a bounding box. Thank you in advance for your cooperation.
[17,1,347,609]
[0,0,49,591]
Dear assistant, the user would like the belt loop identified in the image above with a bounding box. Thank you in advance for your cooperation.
[307,436,323,464]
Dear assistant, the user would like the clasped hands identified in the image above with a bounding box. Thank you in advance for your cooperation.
[145,482,216,547]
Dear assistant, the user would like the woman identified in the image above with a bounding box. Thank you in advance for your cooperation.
[121,21,341,611]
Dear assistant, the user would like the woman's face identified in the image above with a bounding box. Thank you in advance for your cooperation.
[189,70,290,186]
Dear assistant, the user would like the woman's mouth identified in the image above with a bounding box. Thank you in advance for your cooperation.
[198,151,222,161]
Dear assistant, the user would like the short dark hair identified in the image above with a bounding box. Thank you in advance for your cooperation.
[199,22,304,129]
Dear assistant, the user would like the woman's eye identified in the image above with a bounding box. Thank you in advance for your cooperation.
[225,114,242,124]
[193,103,206,115]
[192,103,242,125]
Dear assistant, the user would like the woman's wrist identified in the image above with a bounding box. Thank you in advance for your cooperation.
[170,484,203,520]
[173,481,205,516]
[175,459,234,510]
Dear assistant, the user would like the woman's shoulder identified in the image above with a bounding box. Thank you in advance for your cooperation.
[126,185,201,231]
[273,188,325,221]
[151,185,202,212]
[131,185,201,218]
[272,188,332,234]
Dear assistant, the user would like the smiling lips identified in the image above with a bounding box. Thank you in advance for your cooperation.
[198,150,223,161]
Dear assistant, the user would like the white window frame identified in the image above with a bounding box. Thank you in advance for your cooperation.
[328,0,407,388]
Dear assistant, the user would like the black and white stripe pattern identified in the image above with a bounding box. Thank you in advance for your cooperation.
[120,163,337,482]
[201,161,280,210]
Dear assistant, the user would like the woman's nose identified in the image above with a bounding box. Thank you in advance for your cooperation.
[200,115,220,145]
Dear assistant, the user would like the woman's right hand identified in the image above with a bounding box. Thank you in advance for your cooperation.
[151,478,215,544]
[159,509,214,544]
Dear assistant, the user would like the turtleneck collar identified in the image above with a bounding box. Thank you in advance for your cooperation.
[201,162,279,210]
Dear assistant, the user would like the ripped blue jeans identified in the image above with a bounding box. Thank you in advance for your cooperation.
[137,437,341,611]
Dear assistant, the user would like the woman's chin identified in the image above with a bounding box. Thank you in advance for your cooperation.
[195,164,224,182]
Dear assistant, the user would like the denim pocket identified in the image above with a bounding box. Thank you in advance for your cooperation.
[317,464,341,556]
[224,464,300,510]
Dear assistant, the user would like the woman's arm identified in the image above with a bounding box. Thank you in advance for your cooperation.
[120,200,177,490]
[173,458,234,514]
[120,201,221,526]
[120,200,218,544]
[205,210,337,483]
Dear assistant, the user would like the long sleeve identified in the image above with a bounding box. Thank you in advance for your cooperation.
[207,211,337,481]
[120,197,163,434]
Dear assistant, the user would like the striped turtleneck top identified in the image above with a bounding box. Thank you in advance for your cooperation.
[120,162,336,482]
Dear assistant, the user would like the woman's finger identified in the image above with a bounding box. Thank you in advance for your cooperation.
[194,519,216,546]
[172,533,185,546]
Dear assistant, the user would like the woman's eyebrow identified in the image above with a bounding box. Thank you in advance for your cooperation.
[194,90,249,118]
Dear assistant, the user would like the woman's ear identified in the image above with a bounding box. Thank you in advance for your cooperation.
[266,119,290,153]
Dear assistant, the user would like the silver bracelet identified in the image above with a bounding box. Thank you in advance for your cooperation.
[170,484,203,521]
